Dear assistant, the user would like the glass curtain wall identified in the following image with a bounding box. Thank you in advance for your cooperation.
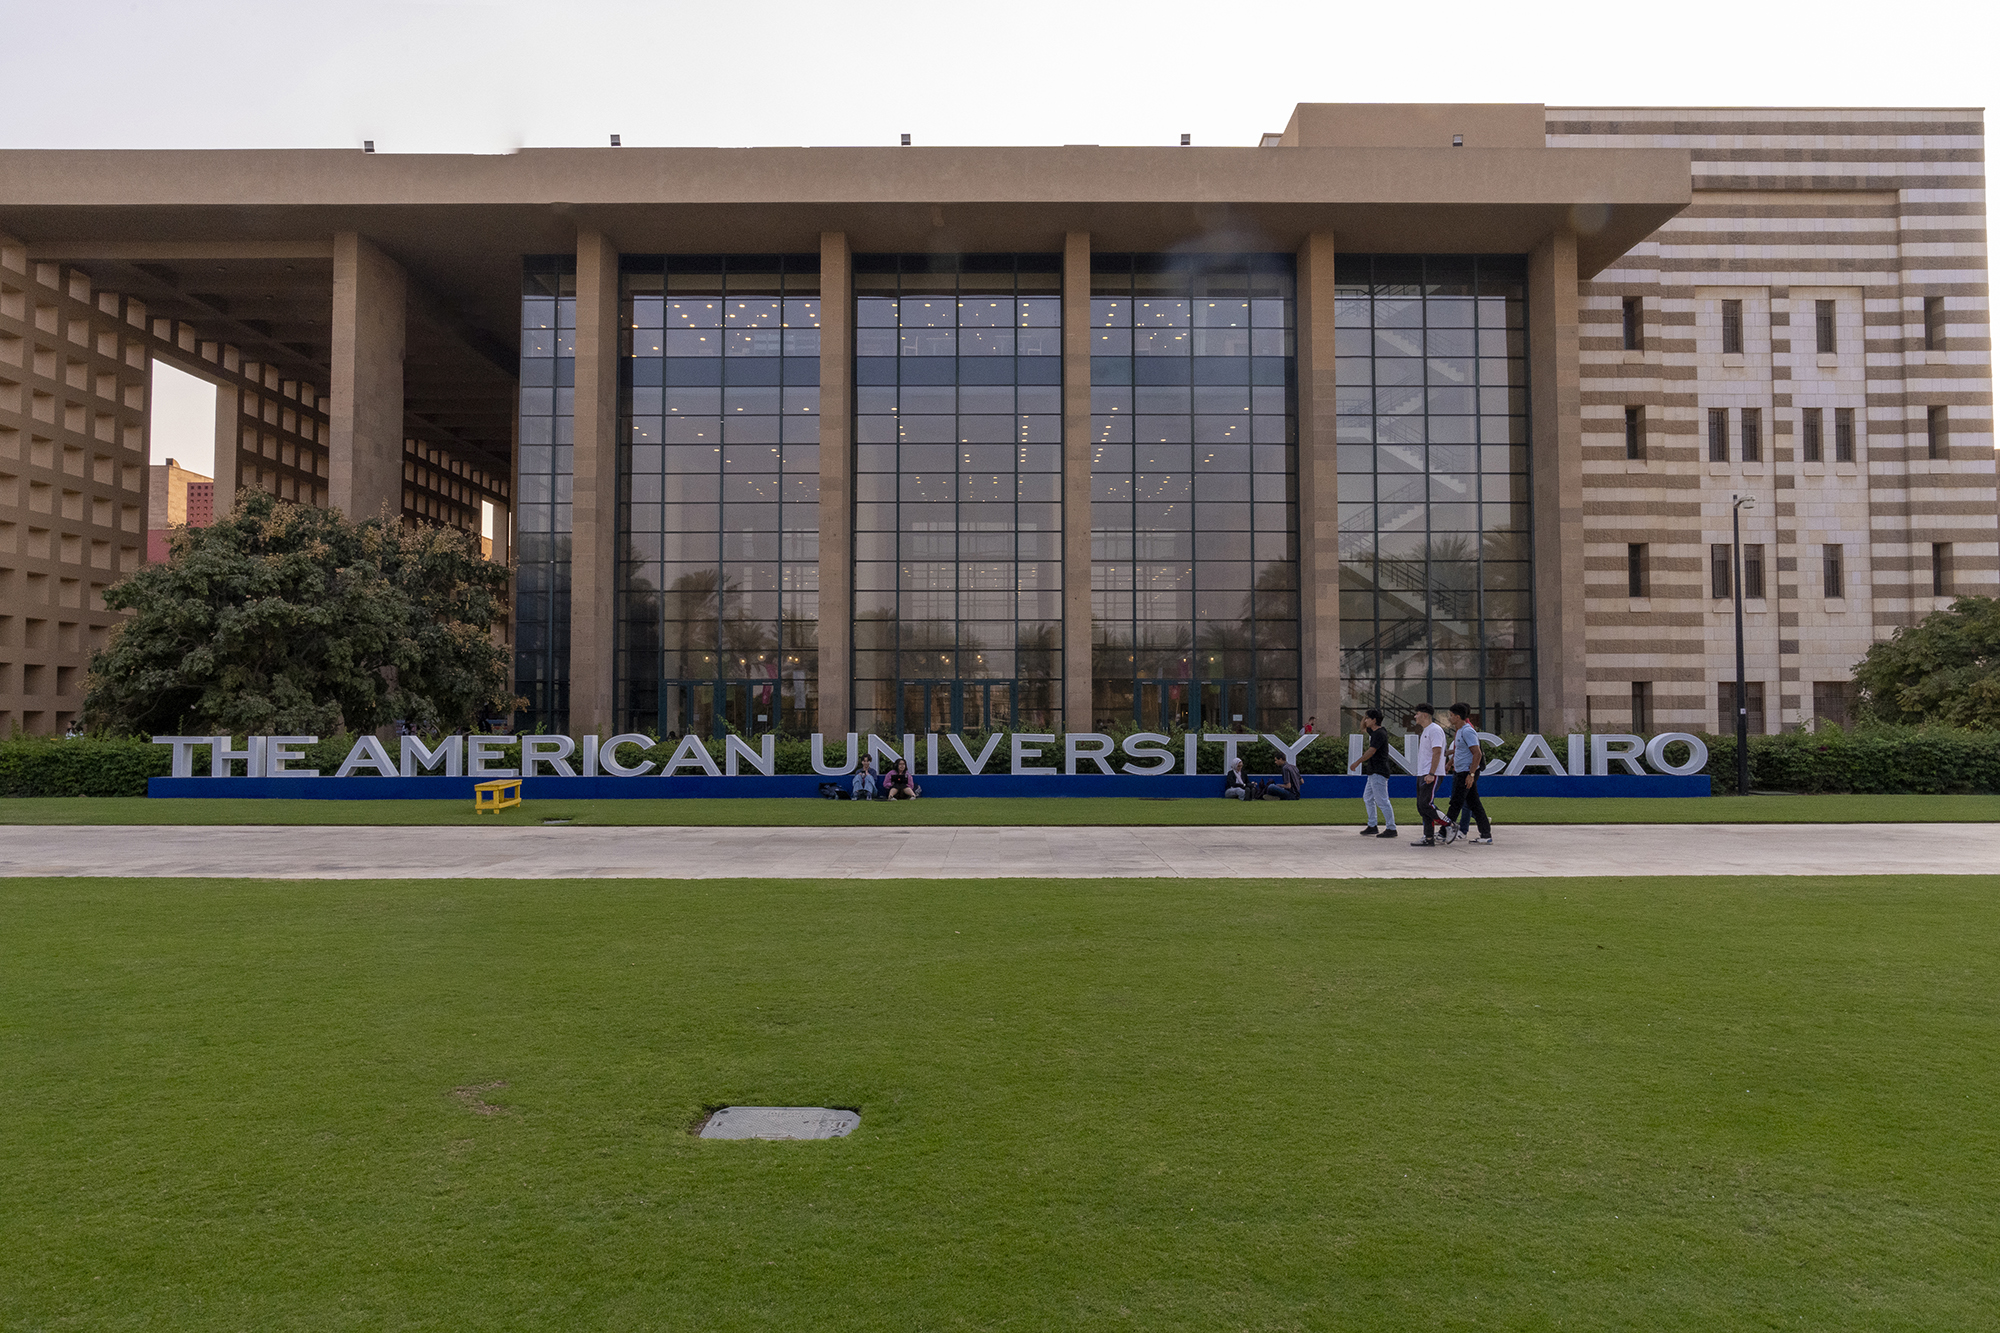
[619,256,821,738]
[852,254,1063,736]
[1089,254,1299,733]
[1333,255,1534,734]
[515,258,576,731]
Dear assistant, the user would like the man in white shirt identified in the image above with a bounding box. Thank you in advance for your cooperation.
[1408,703,1449,848]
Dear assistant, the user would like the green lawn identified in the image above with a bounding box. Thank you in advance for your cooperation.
[3,791,1999,826]
[2,873,1996,1330]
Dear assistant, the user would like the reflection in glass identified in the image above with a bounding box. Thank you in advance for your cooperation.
[619,255,821,736]
[1334,255,1535,734]
[852,254,1064,735]
[1090,254,1298,731]
[515,258,577,731]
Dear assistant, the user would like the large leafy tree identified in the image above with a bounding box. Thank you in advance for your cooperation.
[1852,595,2000,729]
[86,493,517,736]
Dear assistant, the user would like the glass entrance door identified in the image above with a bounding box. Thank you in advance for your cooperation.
[1135,680,1192,733]
[895,679,1020,734]
[1193,679,1254,732]
[660,678,794,739]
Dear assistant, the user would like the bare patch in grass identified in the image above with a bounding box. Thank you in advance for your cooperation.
[451,1080,510,1115]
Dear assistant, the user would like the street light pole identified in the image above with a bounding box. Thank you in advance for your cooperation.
[1731,494,1754,797]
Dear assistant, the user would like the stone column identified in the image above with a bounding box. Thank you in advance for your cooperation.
[1528,229,1586,732]
[209,382,239,516]
[815,232,854,733]
[567,230,620,737]
[1061,231,1093,731]
[1294,232,1342,731]
[328,232,406,520]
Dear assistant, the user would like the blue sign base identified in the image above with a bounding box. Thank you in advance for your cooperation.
[147,773,1710,800]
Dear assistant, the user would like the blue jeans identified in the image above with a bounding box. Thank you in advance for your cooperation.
[1362,774,1393,827]
[852,772,879,799]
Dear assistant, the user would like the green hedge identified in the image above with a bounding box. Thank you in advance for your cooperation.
[5,725,1996,799]
[1699,725,2000,795]
[0,735,176,797]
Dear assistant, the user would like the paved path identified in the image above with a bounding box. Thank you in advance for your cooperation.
[0,823,1995,880]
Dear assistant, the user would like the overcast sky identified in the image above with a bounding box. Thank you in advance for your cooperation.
[8,0,1991,153]
[47,0,1988,476]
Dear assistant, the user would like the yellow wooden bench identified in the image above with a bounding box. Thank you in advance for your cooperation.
[474,777,521,813]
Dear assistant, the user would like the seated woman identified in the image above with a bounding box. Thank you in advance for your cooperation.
[885,758,922,801]
[1222,757,1254,799]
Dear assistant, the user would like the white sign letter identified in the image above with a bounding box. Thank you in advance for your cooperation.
[661,734,721,778]
[264,736,318,777]
[1203,733,1246,773]
[947,733,1004,775]
[335,736,396,777]
[467,735,518,778]
[521,735,578,778]
[1011,733,1056,775]
[811,733,859,776]
[1065,733,1116,775]
[725,734,776,777]
[1263,733,1317,766]
[1645,732,1709,777]
[209,735,264,778]
[400,734,464,777]
[1592,733,1647,776]
[1504,733,1566,776]
[600,734,657,777]
[151,736,207,778]
[1120,732,1174,776]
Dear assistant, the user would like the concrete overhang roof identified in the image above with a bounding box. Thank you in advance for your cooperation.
[0,142,1689,274]
[0,144,1689,471]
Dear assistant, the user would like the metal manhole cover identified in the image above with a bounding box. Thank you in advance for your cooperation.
[698,1106,859,1140]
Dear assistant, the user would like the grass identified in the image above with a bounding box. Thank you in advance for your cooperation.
[1,791,1998,826]
[3,873,1997,1330]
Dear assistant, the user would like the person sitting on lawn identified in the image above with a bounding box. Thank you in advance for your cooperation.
[1222,756,1255,799]
[885,758,922,801]
[852,754,881,801]
[1266,754,1304,800]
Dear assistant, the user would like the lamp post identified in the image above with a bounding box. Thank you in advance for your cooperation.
[1731,494,1756,797]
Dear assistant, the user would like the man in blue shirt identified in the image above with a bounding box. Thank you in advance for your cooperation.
[1444,702,1492,845]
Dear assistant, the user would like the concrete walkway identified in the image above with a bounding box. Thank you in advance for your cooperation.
[0,823,1996,880]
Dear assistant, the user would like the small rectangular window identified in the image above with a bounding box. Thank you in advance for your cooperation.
[1711,543,1733,599]
[1708,408,1729,462]
[1628,543,1648,598]
[1721,299,1743,354]
[1622,297,1642,351]
[1720,680,1767,736]
[1927,405,1947,460]
[1631,681,1653,733]
[1741,407,1761,463]
[1834,407,1856,463]
[1815,299,1836,354]
[1924,296,1946,351]
[1743,544,1765,601]
[1624,406,1645,460]
[1933,543,1951,597]
[1812,681,1851,729]
[1823,544,1843,599]
[1802,407,1823,462]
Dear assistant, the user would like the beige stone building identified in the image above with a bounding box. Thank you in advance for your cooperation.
[0,103,1989,737]
[146,457,213,563]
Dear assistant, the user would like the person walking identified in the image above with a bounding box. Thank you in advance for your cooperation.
[1408,703,1448,848]
[1444,702,1493,846]
[1347,707,1397,838]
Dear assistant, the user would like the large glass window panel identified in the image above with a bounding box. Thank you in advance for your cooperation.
[514,258,576,732]
[1090,254,1298,731]
[850,254,1065,735]
[1332,255,1535,735]
[618,255,821,736]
